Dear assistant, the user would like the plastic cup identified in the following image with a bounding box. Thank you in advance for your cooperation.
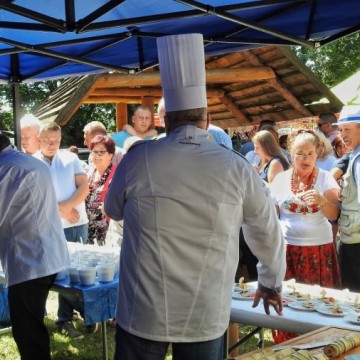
[68,267,80,283]
[96,264,115,282]
[56,269,67,281]
[78,267,96,286]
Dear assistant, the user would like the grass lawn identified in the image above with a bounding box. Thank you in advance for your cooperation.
[0,291,274,359]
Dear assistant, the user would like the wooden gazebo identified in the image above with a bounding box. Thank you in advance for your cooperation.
[34,46,343,130]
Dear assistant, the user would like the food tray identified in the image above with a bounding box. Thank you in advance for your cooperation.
[234,326,360,360]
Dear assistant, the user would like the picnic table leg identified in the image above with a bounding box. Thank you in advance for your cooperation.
[101,321,108,360]
[0,326,12,335]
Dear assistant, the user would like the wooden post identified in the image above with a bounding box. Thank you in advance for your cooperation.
[141,96,155,127]
[116,103,127,131]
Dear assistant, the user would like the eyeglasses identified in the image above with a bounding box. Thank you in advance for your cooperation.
[294,152,317,159]
[41,138,61,145]
[91,150,108,156]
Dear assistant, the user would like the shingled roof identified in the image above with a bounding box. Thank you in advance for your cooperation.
[34,45,343,129]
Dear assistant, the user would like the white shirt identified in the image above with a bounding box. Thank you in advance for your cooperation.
[33,150,88,228]
[105,125,285,342]
[271,169,340,246]
[316,154,337,172]
[0,146,70,287]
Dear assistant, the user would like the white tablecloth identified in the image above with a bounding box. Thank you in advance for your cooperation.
[230,282,360,333]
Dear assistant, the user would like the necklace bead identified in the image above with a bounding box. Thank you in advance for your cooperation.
[291,168,316,194]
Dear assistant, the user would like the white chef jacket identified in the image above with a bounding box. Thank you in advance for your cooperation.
[105,125,285,342]
[0,146,70,287]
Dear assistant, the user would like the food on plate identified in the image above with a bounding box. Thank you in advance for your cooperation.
[239,276,248,290]
[348,303,360,312]
[319,296,336,304]
[323,332,360,358]
[282,349,324,359]
[240,347,329,359]
[282,297,292,305]
[286,291,310,300]
[328,303,343,315]
[240,290,255,298]
[301,301,317,310]
[320,289,327,298]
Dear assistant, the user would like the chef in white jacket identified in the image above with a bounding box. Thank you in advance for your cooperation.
[105,33,286,360]
[0,134,69,360]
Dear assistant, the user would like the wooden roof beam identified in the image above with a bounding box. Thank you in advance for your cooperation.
[267,77,313,117]
[90,87,225,98]
[84,96,145,104]
[95,67,276,88]
[242,51,313,117]
[218,94,252,125]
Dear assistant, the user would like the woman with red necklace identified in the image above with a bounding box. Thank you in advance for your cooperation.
[270,129,341,343]
[271,129,340,287]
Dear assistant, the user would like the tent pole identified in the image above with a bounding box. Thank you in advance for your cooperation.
[10,53,22,148]
[11,82,21,148]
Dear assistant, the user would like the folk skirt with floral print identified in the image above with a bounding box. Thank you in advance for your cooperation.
[285,243,341,288]
[272,243,341,344]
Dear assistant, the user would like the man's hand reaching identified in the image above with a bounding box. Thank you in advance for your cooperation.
[252,287,283,316]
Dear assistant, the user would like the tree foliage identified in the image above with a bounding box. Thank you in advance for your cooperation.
[61,103,116,148]
[294,32,360,87]
[0,81,58,131]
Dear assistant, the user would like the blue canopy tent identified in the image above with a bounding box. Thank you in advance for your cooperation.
[0,0,359,144]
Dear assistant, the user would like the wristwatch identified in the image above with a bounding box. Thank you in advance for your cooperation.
[258,282,282,296]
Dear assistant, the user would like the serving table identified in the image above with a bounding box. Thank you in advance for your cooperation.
[52,276,118,360]
[0,283,11,335]
[231,282,360,334]
[228,282,360,359]
[0,271,118,360]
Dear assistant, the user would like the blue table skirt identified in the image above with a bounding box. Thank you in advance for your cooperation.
[0,284,11,324]
[53,277,119,326]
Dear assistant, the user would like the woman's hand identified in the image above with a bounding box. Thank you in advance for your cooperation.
[301,189,327,207]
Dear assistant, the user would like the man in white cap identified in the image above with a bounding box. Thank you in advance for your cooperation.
[105,33,285,360]
[335,105,360,292]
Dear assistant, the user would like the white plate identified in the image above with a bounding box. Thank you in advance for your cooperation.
[233,283,255,291]
[283,292,311,301]
[344,314,360,325]
[316,304,356,317]
[347,304,360,313]
[316,297,339,305]
[282,297,293,306]
[232,291,256,300]
[288,300,319,311]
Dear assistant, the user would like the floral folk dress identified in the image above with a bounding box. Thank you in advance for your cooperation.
[86,164,113,245]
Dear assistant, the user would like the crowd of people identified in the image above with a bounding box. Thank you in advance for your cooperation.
[0,32,359,360]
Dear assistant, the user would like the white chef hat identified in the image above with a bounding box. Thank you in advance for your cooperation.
[156,33,207,112]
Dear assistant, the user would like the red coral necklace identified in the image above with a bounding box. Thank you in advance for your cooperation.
[291,168,316,194]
